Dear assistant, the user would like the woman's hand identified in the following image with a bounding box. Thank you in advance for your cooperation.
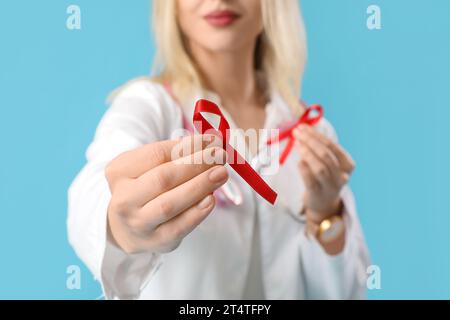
[293,124,355,223]
[105,135,228,255]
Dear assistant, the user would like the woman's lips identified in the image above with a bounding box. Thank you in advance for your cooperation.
[204,10,240,27]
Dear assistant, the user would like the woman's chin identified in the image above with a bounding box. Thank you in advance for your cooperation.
[196,37,252,53]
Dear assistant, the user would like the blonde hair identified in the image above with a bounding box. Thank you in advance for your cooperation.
[152,0,307,114]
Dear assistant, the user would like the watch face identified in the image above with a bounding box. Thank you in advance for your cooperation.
[320,218,345,243]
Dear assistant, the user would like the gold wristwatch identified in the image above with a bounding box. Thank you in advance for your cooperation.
[306,214,346,244]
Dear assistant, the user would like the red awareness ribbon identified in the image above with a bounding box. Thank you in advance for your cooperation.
[267,104,324,165]
[193,99,278,205]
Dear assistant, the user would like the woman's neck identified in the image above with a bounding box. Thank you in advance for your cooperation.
[187,40,268,156]
[188,41,263,110]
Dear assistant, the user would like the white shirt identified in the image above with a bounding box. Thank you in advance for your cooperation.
[67,78,370,300]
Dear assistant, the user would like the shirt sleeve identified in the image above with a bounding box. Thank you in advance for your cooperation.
[299,118,371,299]
[67,80,178,299]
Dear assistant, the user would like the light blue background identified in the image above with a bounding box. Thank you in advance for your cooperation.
[0,0,449,299]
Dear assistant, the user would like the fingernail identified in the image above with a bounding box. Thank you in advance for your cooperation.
[197,195,213,209]
[209,166,228,184]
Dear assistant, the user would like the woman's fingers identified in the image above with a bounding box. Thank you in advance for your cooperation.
[298,143,331,186]
[105,134,220,189]
[298,125,355,174]
[298,160,320,191]
[106,135,226,254]
[298,142,349,190]
[131,146,226,205]
[294,126,340,178]
[295,125,343,188]
[150,194,216,252]
[327,141,355,174]
[139,165,229,229]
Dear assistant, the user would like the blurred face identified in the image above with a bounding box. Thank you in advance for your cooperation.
[176,0,263,53]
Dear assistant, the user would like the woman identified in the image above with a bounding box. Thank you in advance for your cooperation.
[68,0,370,299]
